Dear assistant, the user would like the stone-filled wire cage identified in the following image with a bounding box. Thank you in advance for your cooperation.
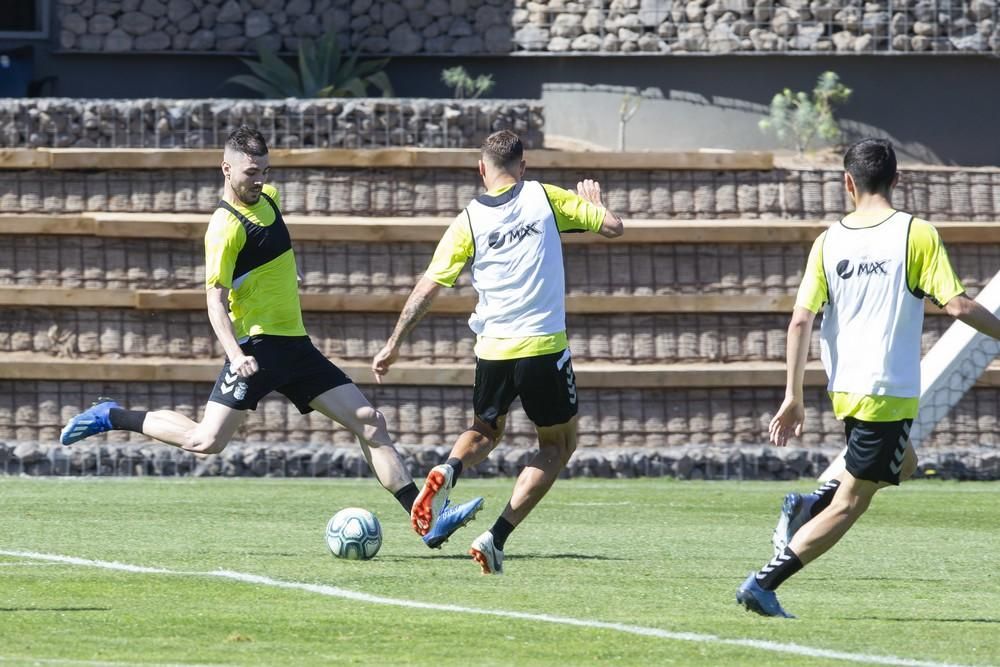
[54,0,1000,55]
[0,99,545,149]
[510,0,1000,54]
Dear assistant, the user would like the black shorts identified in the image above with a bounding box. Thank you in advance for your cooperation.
[473,348,578,429]
[208,335,352,414]
[843,417,912,485]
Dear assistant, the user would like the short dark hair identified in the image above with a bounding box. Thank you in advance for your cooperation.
[843,138,897,195]
[225,125,268,157]
[482,130,523,171]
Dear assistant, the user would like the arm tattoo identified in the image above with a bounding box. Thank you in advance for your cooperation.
[390,288,435,344]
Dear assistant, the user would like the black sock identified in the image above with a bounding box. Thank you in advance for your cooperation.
[446,457,463,486]
[393,483,419,513]
[755,546,803,591]
[108,408,147,433]
[490,517,515,551]
[809,479,841,517]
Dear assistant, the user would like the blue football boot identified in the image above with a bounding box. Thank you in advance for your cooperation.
[736,572,795,618]
[60,398,120,446]
[422,496,485,549]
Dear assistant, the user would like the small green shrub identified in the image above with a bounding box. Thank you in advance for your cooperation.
[759,71,852,153]
[441,66,494,99]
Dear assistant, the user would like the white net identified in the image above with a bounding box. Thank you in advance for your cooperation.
[911,270,1000,446]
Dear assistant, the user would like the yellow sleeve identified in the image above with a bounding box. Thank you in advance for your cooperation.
[907,218,965,307]
[424,212,474,287]
[204,209,246,289]
[795,231,828,313]
[542,183,606,233]
[262,183,280,208]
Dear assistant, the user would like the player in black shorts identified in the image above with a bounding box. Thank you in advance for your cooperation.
[60,126,482,549]
[737,139,1000,617]
[373,130,624,573]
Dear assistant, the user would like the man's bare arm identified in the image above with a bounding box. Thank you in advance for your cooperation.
[372,276,442,382]
[206,285,258,377]
[769,306,817,447]
[944,293,1000,340]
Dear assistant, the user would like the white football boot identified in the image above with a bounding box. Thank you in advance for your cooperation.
[469,530,504,575]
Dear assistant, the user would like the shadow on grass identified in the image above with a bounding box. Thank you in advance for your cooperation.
[0,607,111,612]
[243,552,299,557]
[397,553,626,561]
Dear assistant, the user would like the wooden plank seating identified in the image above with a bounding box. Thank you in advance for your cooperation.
[0,355,841,387]
[1,213,998,244]
[3,354,1000,389]
[0,148,776,171]
[0,286,967,315]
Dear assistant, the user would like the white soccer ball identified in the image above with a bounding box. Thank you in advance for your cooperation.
[325,507,382,560]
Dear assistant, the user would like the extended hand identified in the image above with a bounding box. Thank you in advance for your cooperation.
[577,179,604,207]
[371,344,399,385]
[768,396,805,447]
[229,354,259,378]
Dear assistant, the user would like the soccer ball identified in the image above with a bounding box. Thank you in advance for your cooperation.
[325,507,382,560]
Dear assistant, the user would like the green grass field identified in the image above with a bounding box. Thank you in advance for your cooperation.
[1,477,997,666]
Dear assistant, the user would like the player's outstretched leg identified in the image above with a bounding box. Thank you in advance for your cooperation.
[466,418,576,575]
[60,398,121,445]
[309,383,485,547]
[413,417,500,541]
[741,474,883,617]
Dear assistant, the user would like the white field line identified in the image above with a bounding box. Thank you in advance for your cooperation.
[0,550,984,667]
[0,657,223,667]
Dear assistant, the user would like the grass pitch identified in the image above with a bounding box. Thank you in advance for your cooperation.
[1,477,998,666]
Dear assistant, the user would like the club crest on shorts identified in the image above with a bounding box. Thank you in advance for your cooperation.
[234,382,248,401]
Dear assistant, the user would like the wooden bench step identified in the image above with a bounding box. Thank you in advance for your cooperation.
[2,213,997,244]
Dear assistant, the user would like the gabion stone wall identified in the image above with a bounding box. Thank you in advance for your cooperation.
[56,0,1000,54]
[6,441,998,479]
[3,166,999,221]
[0,98,544,149]
[6,440,997,480]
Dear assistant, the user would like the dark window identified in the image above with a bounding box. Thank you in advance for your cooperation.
[0,1,41,32]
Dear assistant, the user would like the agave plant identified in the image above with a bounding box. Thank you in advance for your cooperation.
[228,32,392,98]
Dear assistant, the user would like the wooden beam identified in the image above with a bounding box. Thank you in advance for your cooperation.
[0,149,51,169]
[2,214,996,245]
[0,287,962,315]
[0,356,813,386]
[2,148,774,171]
[524,149,775,171]
[44,148,221,170]
[131,290,478,313]
[271,148,482,169]
[3,355,1000,388]
[0,214,95,235]
[0,287,136,308]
